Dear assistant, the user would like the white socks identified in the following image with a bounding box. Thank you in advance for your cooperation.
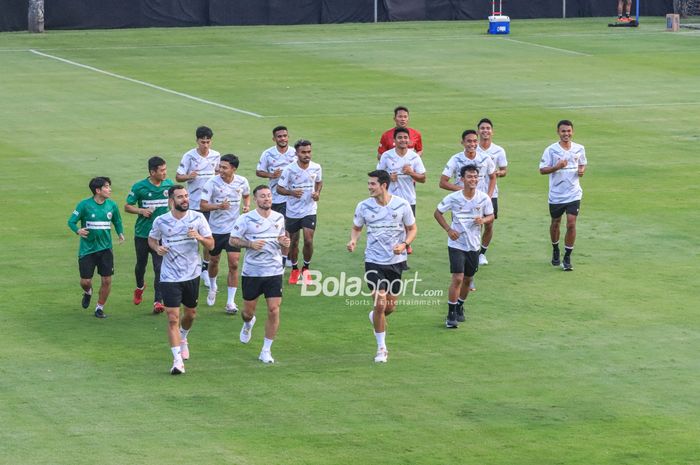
[263,337,273,351]
[374,331,386,349]
[227,287,237,306]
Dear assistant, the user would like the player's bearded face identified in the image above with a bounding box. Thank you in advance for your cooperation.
[255,190,272,210]
[172,190,189,212]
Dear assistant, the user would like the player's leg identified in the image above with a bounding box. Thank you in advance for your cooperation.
[240,276,259,344]
[260,282,282,364]
[206,235,224,306]
[225,250,241,314]
[150,246,164,312]
[178,277,199,362]
[371,289,390,362]
[549,204,564,266]
[78,253,97,309]
[562,202,580,271]
[287,221,302,284]
[479,198,497,265]
[94,250,114,318]
[161,281,185,374]
[133,237,150,305]
[300,220,316,284]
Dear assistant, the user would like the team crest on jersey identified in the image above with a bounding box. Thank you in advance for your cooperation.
[91,214,95,218]
[107,212,113,220]
[163,191,168,197]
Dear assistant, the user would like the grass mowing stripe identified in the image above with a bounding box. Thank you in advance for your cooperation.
[29,49,264,118]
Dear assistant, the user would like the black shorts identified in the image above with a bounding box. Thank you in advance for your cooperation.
[242,275,283,301]
[271,202,286,216]
[549,200,581,219]
[78,249,114,279]
[448,247,479,277]
[195,209,211,221]
[410,204,416,216]
[364,262,407,295]
[491,197,499,219]
[286,215,317,234]
[210,233,241,256]
[161,277,200,308]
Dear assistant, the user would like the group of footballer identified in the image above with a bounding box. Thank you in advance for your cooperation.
[67,107,587,372]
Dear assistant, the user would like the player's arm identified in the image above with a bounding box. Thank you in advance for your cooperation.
[497,165,508,178]
[405,165,426,183]
[487,172,496,198]
[176,158,196,182]
[230,235,265,250]
[67,204,89,237]
[111,205,125,243]
[439,175,461,192]
[311,180,323,201]
[242,194,250,213]
[434,207,460,240]
[539,150,566,174]
[199,199,219,212]
[347,225,363,252]
[414,133,424,157]
[394,223,417,254]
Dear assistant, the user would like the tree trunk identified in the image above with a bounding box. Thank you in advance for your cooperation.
[28,0,45,33]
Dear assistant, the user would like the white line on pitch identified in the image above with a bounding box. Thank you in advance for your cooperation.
[28,49,264,118]
[550,102,700,109]
[503,38,590,56]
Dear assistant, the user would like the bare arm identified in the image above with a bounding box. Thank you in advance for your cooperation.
[487,172,496,198]
[434,209,460,241]
[439,175,462,192]
[347,225,363,252]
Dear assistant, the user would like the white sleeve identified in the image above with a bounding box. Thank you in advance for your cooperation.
[176,153,189,175]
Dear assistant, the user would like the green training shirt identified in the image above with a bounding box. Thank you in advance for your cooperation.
[67,197,124,258]
[125,177,174,238]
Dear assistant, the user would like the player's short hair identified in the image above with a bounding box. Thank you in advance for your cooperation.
[168,184,186,199]
[294,139,312,150]
[220,154,239,169]
[272,125,287,136]
[393,127,410,139]
[89,177,111,194]
[461,129,478,140]
[148,156,166,174]
[368,169,391,189]
[196,126,213,139]
[393,106,409,116]
[477,118,493,129]
[460,164,479,178]
[253,185,271,196]
[557,119,574,129]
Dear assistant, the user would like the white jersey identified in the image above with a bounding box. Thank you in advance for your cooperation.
[257,145,297,204]
[442,151,495,194]
[539,141,587,204]
[201,175,250,235]
[231,209,286,277]
[176,148,221,210]
[353,195,415,265]
[377,149,425,205]
[437,190,494,253]
[277,161,323,219]
[477,142,507,198]
[149,210,212,283]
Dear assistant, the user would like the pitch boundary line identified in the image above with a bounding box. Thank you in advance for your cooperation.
[503,38,590,56]
[28,49,264,118]
[550,102,700,109]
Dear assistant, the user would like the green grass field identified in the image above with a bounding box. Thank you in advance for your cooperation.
[1,17,699,465]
